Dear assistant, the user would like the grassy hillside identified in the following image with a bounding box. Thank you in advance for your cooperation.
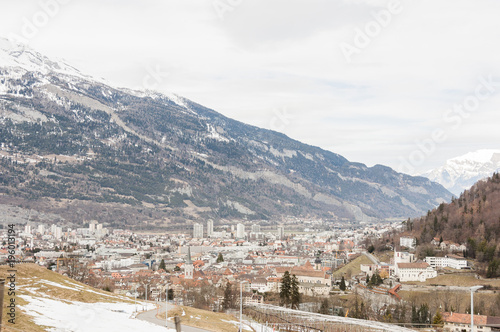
[409,174,500,277]
[332,255,372,278]
[0,264,135,332]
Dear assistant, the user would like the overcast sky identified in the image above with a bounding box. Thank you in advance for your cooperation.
[1,0,500,174]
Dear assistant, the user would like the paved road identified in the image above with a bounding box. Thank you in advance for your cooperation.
[136,303,212,332]
[363,251,380,265]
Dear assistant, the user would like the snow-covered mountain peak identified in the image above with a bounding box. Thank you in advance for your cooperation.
[451,149,500,163]
[422,149,500,195]
[0,36,190,111]
[0,36,85,78]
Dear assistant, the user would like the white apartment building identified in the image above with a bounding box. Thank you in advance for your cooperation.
[24,225,32,234]
[394,250,416,264]
[206,219,214,238]
[400,236,416,249]
[236,223,245,239]
[277,226,285,240]
[54,226,62,240]
[193,223,204,238]
[424,255,468,270]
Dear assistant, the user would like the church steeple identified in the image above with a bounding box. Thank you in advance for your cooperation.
[187,246,193,264]
[185,246,194,279]
[314,251,322,271]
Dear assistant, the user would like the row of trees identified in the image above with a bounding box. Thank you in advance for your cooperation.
[366,272,383,288]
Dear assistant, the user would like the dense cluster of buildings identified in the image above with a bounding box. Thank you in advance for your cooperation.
[0,218,473,309]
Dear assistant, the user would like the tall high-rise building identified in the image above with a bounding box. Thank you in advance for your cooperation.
[207,219,214,238]
[55,226,62,240]
[24,225,32,234]
[251,224,261,233]
[236,223,245,239]
[277,226,285,240]
[193,223,204,238]
[37,224,45,235]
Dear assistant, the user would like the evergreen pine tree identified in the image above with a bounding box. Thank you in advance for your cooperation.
[216,253,224,263]
[290,274,300,309]
[360,301,367,320]
[222,283,234,310]
[339,276,346,291]
[432,310,444,326]
[280,271,291,307]
[159,259,166,271]
[418,303,430,326]
[319,299,329,315]
[411,305,419,324]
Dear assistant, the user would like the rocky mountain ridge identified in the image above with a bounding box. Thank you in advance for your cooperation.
[0,37,451,228]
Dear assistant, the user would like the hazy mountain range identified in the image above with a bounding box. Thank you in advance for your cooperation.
[0,37,451,228]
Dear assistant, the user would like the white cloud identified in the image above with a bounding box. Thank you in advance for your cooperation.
[1,0,499,174]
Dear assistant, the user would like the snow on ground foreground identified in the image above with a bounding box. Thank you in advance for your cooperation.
[221,319,253,331]
[19,295,175,332]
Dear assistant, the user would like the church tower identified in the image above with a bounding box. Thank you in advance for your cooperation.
[314,251,322,271]
[185,246,194,279]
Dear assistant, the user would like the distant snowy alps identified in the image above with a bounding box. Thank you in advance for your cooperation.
[422,149,500,196]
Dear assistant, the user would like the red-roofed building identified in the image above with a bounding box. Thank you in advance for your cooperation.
[442,312,500,332]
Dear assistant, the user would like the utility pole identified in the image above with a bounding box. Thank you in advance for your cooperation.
[240,281,247,332]
[134,284,137,313]
[166,284,169,329]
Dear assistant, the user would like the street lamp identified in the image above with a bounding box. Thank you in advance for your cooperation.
[470,286,483,332]
[240,281,248,332]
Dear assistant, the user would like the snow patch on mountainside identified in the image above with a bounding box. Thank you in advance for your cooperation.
[225,200,255,215]
[422,149,500,195]
[0,102,49,123]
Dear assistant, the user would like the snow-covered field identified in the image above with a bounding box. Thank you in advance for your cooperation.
[220,319,253,331]
[19,295,175,332]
